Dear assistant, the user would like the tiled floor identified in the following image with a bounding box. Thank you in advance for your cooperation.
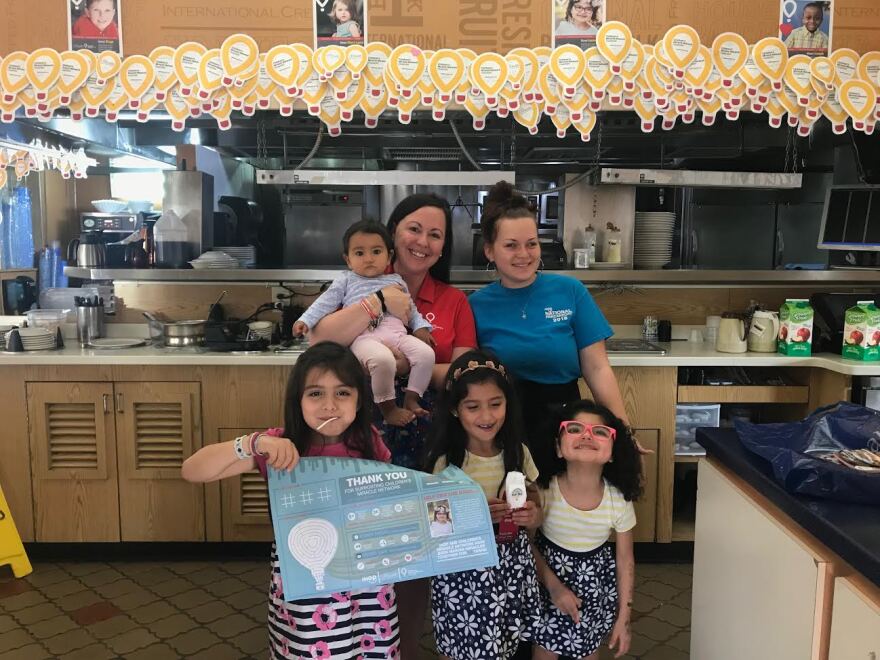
[0,557,691,659]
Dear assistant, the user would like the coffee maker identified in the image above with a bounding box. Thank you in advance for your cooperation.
[75,211,159,267]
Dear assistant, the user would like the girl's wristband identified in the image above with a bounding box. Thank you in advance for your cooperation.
[250,432,264,456]
[233,435,252,460]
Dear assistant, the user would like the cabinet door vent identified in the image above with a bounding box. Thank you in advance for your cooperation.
[241,471,269,517]
[47,403,99,470]
[134,402,184,469]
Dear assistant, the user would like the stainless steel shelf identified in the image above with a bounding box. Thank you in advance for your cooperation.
[65,267,880,286]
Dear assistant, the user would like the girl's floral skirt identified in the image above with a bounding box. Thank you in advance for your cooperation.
[532,532,618,658]
[430,530,541,660]
[267,544,400,659]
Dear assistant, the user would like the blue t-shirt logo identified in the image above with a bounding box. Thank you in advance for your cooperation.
[544,307,573,323]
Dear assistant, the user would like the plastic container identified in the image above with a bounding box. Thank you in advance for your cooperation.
[38,245,51,293]
[26,309,70,334]
[675,403,721,455]
[10,187,34,269]
[153,210,190,268]
[39,286,102,311]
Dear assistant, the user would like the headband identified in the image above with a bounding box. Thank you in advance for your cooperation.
[448,360,507,388]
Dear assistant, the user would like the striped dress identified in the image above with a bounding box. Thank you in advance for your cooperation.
[255,427,400,659]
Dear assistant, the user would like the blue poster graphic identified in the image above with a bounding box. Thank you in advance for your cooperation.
[268,457,499,601]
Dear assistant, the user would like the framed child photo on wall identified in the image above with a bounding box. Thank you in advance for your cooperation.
[779,0,832,57]
[68,0,123,54]
[553,0,606,50]
[314,0,366,48]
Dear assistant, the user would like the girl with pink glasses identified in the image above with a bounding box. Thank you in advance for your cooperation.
[532,400,642,659]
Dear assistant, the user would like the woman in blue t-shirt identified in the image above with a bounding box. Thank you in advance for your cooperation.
[469,181,633,477]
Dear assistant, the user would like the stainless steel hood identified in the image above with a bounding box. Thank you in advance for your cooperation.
[600,168,803,189]
[256,169,512,186]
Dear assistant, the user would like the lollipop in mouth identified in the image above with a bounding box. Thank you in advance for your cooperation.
[316,417,340,431]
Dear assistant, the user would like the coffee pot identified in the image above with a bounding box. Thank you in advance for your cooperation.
[716,312,748,353]
[67,232,106,268]
[748,310,780,352]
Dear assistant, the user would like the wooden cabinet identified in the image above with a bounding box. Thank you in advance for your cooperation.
[581,367,676,542]
[27,380,203,542]
[631,429,658,543]
[115,382,204,541]
[220,427,274,542]
[828,576,880,660]
[27,382,120,542]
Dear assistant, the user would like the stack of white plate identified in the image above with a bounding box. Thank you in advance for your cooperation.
[189,251,240,270]
[0,325,15,347]
[633,212,676,269]
[15,327,57,351]
[214,246,256,268]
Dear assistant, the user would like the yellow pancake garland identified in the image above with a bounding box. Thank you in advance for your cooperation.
[0,29,878,140]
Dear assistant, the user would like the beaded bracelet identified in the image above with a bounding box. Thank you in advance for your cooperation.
[233,435,252,460]
[360,298,382,329]
[249,432,263,457]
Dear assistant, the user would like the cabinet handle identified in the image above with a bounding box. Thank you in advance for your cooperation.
[102,394,109,414]
[117,392,124,413]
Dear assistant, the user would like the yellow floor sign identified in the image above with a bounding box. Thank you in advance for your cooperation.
[0,482,32,578]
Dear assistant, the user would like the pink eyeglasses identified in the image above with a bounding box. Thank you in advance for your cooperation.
[558,420,616,441]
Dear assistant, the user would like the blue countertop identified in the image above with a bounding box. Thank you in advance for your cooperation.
[696,427,880,588]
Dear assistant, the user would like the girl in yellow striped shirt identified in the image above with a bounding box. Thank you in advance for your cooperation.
[532,400,642,660]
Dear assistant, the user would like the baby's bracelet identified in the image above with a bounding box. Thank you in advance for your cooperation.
[233,435,253,460]
[360,298,378,320]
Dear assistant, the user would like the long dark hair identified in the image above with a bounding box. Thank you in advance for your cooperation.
[423,349,527,495]
[537,399,643,501]
[282,342,377,459]
[386,193,453,283]
[480,180,537,244]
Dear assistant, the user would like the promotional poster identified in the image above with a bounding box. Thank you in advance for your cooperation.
[268,457,499,601]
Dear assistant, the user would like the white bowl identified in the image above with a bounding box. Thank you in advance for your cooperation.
[92,199,128,213]
[127,200,154,214]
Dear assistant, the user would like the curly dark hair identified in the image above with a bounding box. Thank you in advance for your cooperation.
[423,349,528,497]
[537,399,643,501]
[479,180,538,244]
[282,342,378,460]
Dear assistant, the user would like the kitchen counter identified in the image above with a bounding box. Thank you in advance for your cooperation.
[695,427,880,588]
[5,337,880,374]
[65,267,880,286]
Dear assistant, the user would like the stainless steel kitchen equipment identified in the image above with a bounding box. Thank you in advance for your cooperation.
[282,188,362,266]
[67,232,107,268]
[75,298,105,347]
[604,338,667,355]
[162,170,214,259]
[143,312,207,347]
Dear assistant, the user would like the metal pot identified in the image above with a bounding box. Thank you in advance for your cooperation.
[143,312,206,347]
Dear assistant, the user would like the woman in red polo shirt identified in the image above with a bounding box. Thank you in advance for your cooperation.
[310,193,476,462]
[309,193,476,659]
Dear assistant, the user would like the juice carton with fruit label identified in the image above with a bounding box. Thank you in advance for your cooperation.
[778,299,813,356]
[842,300,880,361]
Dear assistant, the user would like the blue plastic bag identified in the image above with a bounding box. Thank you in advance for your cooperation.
[735,402,880,505]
